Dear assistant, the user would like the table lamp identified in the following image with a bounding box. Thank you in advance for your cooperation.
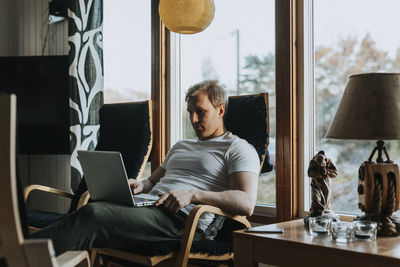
[326,73,400,236]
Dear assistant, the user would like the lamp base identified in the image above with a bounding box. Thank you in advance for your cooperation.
[358,161,400,236]
[355,214,400,237]
[380,215,400,236]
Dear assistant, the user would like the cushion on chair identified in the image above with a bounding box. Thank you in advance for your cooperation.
[27,210,65,229]
[26,102,152,228]
[224,95,273,173]
[118,239,233,257]
[261,151,274,173]
[68,178,89,213]
[26,179,88,228]
[117,218,245,257]
[95,102,151,179]
[68,102,152,213]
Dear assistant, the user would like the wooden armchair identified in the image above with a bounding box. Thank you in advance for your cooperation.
[25,100,153,230]
[24,185,90,231]
[0,94,90,267]
[90,93,272,267]
[91,205,251,267]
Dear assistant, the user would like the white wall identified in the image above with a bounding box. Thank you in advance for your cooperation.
[1,0,71,213]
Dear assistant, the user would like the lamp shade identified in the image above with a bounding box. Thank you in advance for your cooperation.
[158,0,215,34]
[326,73,400,140]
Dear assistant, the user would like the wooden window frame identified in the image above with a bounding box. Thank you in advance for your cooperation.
[151,0,169,171]
[151,0,300,223]
[250,0,299,224]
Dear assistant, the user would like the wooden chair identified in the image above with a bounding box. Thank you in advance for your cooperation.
[90,93,272,267]
[24,100,153,230]
[0,94,90,267]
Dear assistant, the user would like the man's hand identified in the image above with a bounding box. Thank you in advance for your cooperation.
[155,190,194,213]
[128,179,143,194]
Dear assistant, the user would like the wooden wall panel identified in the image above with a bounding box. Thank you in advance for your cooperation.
[27,155,71,213]
[0,0,70,213]
[0,0,17,56]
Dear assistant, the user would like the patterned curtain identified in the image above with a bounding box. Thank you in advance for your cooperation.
[68,0,103,192]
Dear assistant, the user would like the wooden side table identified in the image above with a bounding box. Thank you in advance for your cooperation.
[233,219,400,267]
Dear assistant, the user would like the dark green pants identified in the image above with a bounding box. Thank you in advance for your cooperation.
[31,202,198,255]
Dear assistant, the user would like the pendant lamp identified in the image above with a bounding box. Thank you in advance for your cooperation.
[158,0,215,34]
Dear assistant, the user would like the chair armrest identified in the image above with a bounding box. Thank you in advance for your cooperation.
[175,204,251,267]
[56,251,90,267]
[23,239,90,267]
[76,191,91,209]
[24,184,74,202]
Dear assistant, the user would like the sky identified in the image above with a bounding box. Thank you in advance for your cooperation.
[315,0,400,57]
[103,0,151,100]
[103,0,400,101]
[179,0,274,92]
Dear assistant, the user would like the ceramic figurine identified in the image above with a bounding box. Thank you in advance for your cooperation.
[308,150,338,216]
[304,151,339,228]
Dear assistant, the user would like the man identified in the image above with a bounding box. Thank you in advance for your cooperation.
[32,80,260,255]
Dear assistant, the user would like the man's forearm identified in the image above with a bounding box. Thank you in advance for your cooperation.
[141,167,166,193]
[141,179,155,193]
[156,171,258,215]
[192,190,256,217]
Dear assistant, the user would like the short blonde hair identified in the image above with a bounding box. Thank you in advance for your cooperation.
[185,80,226,108]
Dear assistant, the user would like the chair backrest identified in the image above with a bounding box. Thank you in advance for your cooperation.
[95,101,153,180]
[69,101,153,212]
[214,93,273,241]
[224,93,273,173]
[0,94,91,267]
[0,94,28,266]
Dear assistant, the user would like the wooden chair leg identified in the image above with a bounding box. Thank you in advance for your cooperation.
[90,249,102,267]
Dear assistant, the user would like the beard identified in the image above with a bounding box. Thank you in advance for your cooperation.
[193,124,206,138]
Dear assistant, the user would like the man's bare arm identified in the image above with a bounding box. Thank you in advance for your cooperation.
[156,171,258,216]
[129,166,166,194]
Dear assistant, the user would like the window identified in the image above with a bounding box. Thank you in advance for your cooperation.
[103,0,152,177]
[170,0,277,207]
[103,0,151,104]
[306,0,400,214]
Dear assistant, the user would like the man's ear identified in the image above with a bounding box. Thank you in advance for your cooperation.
[218,104,225,118]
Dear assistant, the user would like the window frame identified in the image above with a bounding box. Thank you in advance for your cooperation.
[151,0,169,172]
[252,0,300,224]
[297,0,313,219]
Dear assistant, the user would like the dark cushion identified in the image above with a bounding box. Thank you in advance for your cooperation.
[26,179,88,227]
[68,178,88,213]
[118,239,232,257]
[27,102,152,228]
[224,95,273,173]
[118,218,246,257]
[70,102,152,213]
[27,210,65,229]
[95,102,151,179]
[261,151,274,173]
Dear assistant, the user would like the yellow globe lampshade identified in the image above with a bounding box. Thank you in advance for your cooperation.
[158,0,215,34]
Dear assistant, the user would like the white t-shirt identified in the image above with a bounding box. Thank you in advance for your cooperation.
[149,131,260,236]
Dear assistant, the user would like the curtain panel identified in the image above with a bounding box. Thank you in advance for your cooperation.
[68,0,104,192]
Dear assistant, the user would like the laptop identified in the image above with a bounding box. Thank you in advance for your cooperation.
[77,150,158,207]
